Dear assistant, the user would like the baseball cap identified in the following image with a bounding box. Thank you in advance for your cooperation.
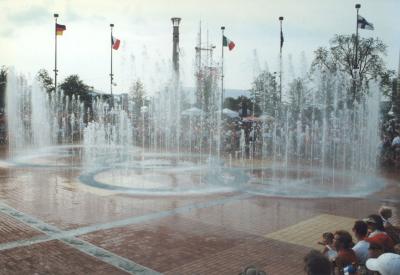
[363,217,377,224]
[366,253,400,275]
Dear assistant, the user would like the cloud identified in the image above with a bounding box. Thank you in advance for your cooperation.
[0,28,14,38]
[64,7,83,22]
[8,5,49,25]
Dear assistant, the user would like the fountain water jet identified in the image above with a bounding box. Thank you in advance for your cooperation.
[4,66,386,198]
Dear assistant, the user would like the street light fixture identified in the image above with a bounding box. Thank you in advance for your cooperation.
[171,17,181,27]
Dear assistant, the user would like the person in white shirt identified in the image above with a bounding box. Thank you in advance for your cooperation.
[352,220,369,264]
[392,133,400,146]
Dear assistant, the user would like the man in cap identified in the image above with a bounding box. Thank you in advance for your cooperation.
[365,214,394,252]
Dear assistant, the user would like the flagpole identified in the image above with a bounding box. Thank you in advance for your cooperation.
[355,4,360,70]
[353,4,361,104]
[279,16,284,104]
[221,26,225,112]
[110,23,114,107]
[54,13,59,93]
[219,26,225,158]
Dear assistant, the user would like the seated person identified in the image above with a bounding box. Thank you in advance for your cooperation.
[318,232,338,261]
[303,250,332,275]
[368,242,385,259]
[379,206,400,244]
[352,220,369,264]
[333,230,357,272]
[365,214,395,252]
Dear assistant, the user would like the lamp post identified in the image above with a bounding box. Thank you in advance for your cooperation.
[171,17,181,74]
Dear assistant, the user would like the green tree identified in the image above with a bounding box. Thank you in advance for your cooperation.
[36,69,54,93]
[129,79,146,118]
[60,75,90,99]
[312,34,394,103]
[288,77,311,122]
[250,70,279,116]
[224,97,240,111]
[0,66,7,110]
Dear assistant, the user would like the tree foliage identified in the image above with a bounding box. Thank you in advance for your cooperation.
[129,79,146,117]
[312,34,394,101]
[59,75,93,110]
[60,75,90,98]
[249,70,279,116]
[288,77,311,122]
[36,69,54,93]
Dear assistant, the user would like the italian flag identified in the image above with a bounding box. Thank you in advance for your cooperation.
[223,36,235,51]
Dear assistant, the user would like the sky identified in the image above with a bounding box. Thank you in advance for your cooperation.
[1,0,399,95]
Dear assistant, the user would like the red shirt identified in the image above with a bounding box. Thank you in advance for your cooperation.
[366,232,394,251]
[336,249,358,267]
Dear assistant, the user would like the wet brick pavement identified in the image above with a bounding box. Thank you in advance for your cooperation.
[0,165,399,274]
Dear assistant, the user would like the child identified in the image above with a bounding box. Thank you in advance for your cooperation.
[318,232,337,261]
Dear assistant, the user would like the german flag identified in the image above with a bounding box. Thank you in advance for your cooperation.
[56,23,66,36]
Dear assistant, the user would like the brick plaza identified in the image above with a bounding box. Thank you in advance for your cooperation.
[0,160,398,274]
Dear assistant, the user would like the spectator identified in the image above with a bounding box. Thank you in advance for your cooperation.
[392,132,400,147]
[366,253,400,275]
[352,220,369,264]
[379,206,400,244]
[392,132,400,167]
[318,232,337,261]
[303,250,332,275]
[368,243,385,259]
[365,214,395,252]
[380,206,393,227]
[333,230,357,272]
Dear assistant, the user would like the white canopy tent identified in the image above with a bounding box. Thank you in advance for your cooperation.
[181,107,204,116]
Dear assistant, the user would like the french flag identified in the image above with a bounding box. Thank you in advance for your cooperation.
[111,35,120,50]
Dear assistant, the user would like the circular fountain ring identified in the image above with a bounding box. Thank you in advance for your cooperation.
[234,165,386,198]
[79,156,386,198]
[78,153,245,196]
[3,146,387,198]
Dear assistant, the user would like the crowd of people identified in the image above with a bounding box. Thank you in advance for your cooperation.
[380,133,400,168]
[304,206,400,275]
[380,119,400,168]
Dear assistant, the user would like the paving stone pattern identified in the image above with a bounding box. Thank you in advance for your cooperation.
[0,166,399,274]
